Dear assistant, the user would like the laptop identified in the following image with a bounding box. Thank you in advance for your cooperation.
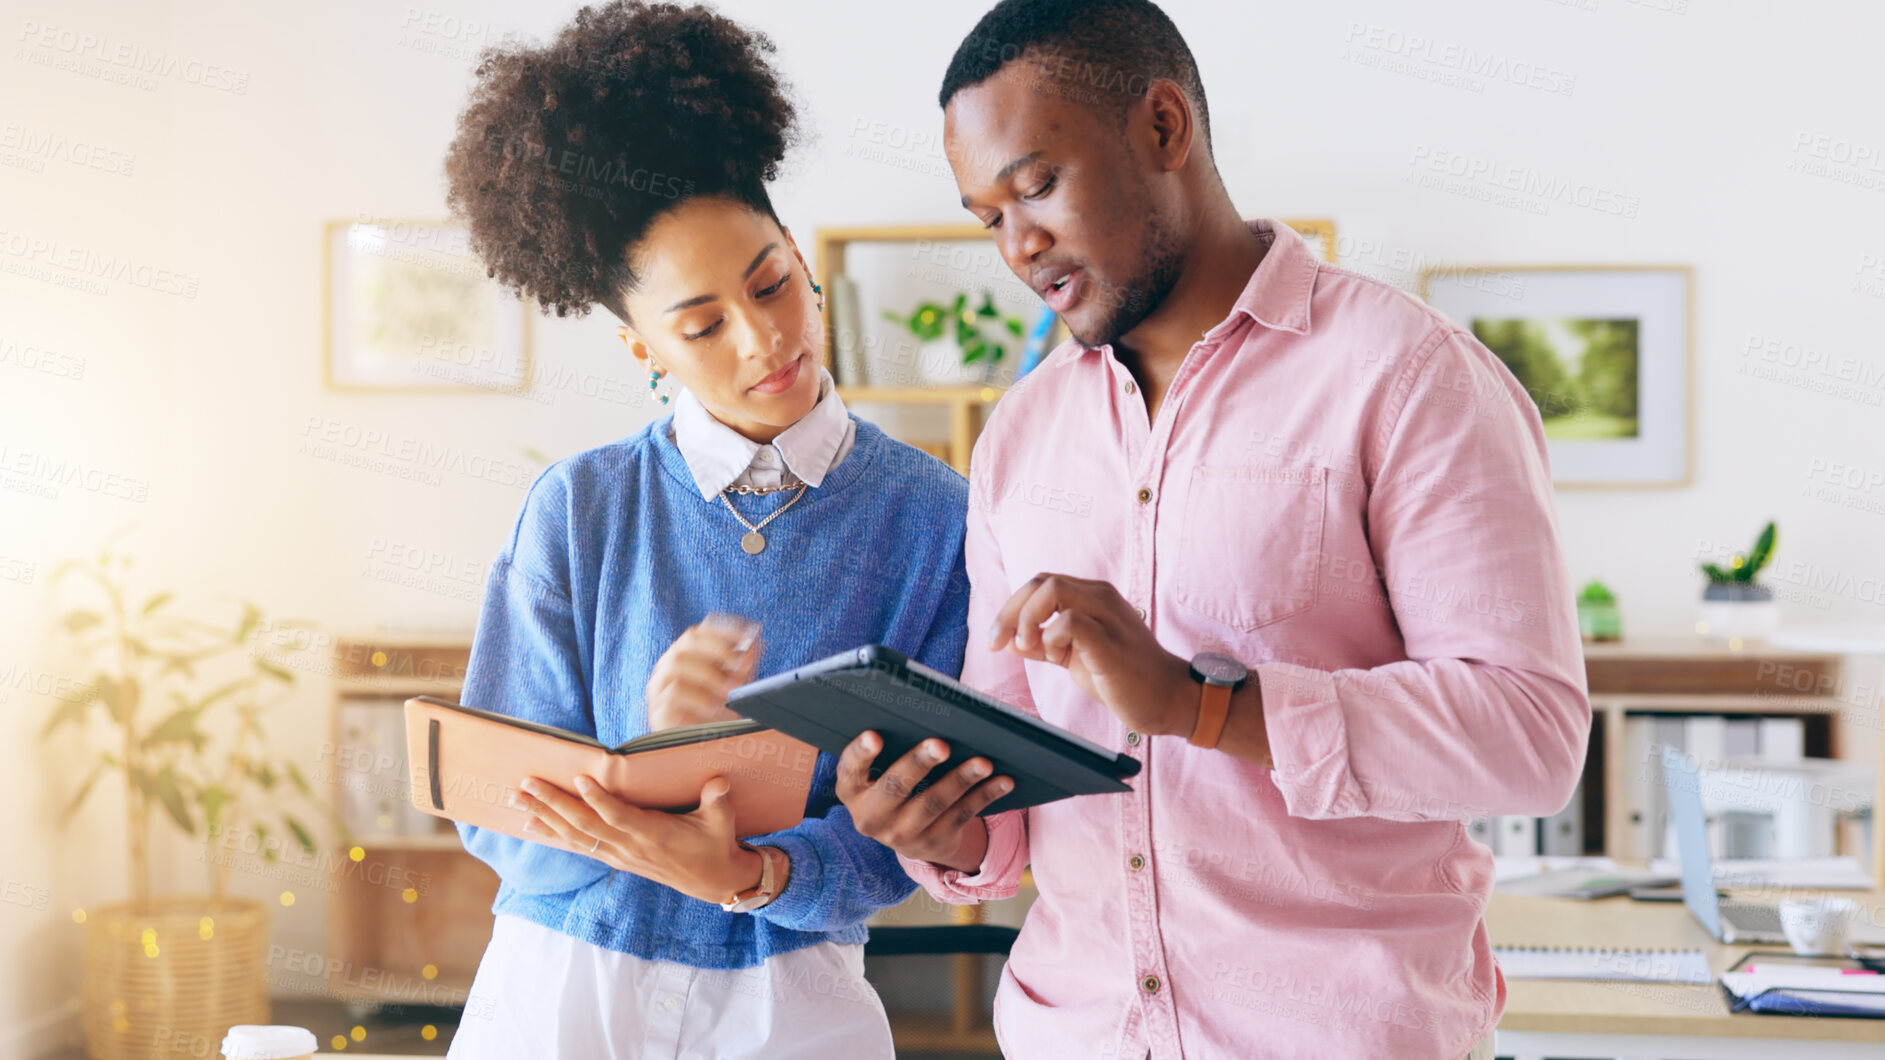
[1661,745,1789,944]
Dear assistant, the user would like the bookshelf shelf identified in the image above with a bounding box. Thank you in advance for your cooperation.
[836,385,1005,405]
[835,384,1006,474]
[1589,693,1859,714]
[1578,639,1868,866]
[814,224,1021,474]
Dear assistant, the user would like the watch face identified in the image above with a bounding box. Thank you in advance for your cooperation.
[1191,651,1247,686]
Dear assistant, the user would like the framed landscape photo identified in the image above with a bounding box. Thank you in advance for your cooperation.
[1421,265,1691,488]
[324,218,530,392]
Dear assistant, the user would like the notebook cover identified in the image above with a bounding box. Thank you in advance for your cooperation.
[725,644,1140,816]
[404,696,818,851]
[1744,990,1885,1017]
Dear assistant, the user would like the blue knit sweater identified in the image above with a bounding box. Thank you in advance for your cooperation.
[456,415,969,969]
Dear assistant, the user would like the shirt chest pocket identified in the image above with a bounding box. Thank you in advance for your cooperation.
[1171,465,1328,632]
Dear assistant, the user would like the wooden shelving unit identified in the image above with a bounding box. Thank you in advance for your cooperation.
[1582,637,1864,863]
[813,224,1018,474]
[837,385,1005,475]
[326,636,494,1007]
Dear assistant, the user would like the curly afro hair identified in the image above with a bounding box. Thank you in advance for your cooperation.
[443,1,798,321]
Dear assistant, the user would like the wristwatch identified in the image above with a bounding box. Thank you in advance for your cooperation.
[719,842,786,913]
[1187,652,1248,749]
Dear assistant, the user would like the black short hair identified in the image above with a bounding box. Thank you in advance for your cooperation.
[937,0,1209,148]
[443,1,797,320]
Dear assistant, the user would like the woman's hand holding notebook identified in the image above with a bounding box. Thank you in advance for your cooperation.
[405,696,819,850]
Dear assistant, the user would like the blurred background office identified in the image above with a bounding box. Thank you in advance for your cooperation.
[2,1,1882,1057]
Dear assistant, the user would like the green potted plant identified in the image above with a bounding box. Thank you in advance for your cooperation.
[45,545,339,1060]
[1697,520,1778,643]
[884,290,1026,386]
[1576,580,1621,642]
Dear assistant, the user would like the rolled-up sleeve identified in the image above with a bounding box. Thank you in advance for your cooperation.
[1260,325,1591,823]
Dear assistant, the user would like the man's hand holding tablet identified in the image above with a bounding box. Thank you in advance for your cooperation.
[837,734,1011,872]
[837,572,1168,873]
[741,637,1141,872]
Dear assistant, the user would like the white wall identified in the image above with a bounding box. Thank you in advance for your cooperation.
[3,0,1882,1051]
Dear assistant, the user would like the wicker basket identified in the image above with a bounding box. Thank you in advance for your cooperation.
[82,898,270,1060]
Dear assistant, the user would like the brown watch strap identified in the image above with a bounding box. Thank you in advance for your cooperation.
[1189,680,1232,749]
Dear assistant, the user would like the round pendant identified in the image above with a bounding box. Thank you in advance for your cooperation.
[741,531,767,554]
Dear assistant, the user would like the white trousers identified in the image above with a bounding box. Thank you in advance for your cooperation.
[447,914,895,1060]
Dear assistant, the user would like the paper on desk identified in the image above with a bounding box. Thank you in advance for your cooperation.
[1645,855,1875,890]
[1738,964,1884,981]
[1723,968,1885,999]
[1495,946,1711,983]
[1496,867,1674,898]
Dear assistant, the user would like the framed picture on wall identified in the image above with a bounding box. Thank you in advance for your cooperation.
[323,218,530,392]
[1421,265,1691,488]
[1281,218,1338,263]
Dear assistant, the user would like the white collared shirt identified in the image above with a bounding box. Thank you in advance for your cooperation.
[668,367,856,500]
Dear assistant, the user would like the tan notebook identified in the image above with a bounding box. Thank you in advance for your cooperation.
[404,695,818,851]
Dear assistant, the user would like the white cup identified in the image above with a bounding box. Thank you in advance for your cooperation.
[220,1025,317,1060]
[1777,896,1859,957]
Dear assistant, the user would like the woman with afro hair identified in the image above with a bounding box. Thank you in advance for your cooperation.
[439,3,1001,1056]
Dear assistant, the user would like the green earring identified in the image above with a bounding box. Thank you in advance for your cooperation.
[811,280,825,313]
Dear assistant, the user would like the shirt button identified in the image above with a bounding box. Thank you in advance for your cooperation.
[663,996,681,1012]
[1125,731,1141,746]
[1129,854,1146,871]
[1124,379,1136,394]
[1134,606,1147,622]
[1142,975,1161,994]
[756,449,776,465]
[1136,487,1153,504]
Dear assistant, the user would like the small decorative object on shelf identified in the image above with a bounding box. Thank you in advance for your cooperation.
[884,290,1026,385]
[1576,580,1622,642]
[1697,520,1778,644]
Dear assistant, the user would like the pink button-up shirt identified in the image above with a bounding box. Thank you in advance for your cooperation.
[901,219,1590,1060]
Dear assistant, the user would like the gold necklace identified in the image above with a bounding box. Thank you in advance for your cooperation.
[719,483,810,554]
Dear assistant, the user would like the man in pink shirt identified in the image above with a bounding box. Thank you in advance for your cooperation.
[835,2,1590,1057]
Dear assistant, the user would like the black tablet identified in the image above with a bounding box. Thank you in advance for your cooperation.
[726,644,1140,815]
